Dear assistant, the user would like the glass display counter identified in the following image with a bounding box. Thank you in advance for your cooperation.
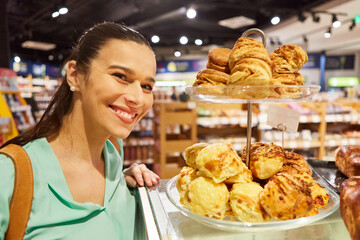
[139,179,349,240]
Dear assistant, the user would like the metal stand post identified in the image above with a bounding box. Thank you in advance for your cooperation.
[245,102,252,167]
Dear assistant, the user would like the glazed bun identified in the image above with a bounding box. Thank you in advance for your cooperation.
[193,69,229,86]
[206,48,231,74]
[270,44,308,73]
[229,37,272,70]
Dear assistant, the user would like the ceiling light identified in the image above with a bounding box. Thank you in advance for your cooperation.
[151,35,160,43]
[186,8,196,19]
[14,56,21,63]
[324,28,331,38]
[218,16,255,29]
[195,39,203,45]
[179,36,188,45]
[174,51,181,57]
[52,11,60,18]
[271,16,280,25]
[48,55,54,61]
[312,12,320,23]
[21,41,56,51]
[298,12,306,22]
[332,14,341,28]
[59,7,68,15]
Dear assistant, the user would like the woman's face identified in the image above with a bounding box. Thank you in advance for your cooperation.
[77,39,156,139]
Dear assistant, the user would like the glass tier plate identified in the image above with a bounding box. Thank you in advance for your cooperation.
[185,85,321,103]
[166,176,340,232]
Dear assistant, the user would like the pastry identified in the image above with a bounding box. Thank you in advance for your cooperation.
[206,48,231,74]
[340,177,360,240]
[176,166,198,206]
[196,142,243,183]
[279,150,312,175]
[229,182,270,222]
[193,69,229,86]
[260,172,313,220]
[184,142,209,168]
[187,176,229,219]
[335,145,360,177]
[270,44,308,73]
[228,37,272,70]
[271,72,304,86]
[249,143,285,180]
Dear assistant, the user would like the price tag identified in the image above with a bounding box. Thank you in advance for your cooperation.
[267,105,300,133]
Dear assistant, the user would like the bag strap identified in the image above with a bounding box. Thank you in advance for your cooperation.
[0,144,33,240]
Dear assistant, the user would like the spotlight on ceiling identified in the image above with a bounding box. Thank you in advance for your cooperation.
[14,56,21,63]
[195,39,203,45]
[186,8,197,19]
[324,27,331,38]
[59,7,68,15]
[332,14,341,28]
[271,16,280,25]
[298,12,306,22]
[52,11,60,18]
[179,36,188,45]
[151,35,160,43]
[311,12,320,23]
[174,50,181,57]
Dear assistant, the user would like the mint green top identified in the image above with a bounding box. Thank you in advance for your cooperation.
[0,138,143,240]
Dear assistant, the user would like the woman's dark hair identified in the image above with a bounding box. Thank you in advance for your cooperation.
[2,22,152,147]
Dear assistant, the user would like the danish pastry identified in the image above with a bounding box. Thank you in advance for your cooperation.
[270,44,308,73]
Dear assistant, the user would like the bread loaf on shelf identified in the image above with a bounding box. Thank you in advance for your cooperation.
[335,146,360,178]
[340,177,360,240]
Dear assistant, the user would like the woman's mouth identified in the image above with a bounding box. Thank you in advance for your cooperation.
[109,105,138,124]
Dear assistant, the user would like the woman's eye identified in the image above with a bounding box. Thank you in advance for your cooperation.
[142,84,153,92]
[113,73,127,81]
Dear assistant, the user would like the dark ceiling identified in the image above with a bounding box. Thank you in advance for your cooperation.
[6,0,332,65]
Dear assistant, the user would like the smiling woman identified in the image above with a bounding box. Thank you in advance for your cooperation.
[0,22,160,240]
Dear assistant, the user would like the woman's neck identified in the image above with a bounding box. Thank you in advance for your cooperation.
[48,111,108,166]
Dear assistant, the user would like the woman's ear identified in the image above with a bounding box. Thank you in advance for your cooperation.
[66,60,79,91]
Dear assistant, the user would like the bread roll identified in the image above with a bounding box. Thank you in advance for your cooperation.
[196,142,243,183]
[176,166,198,206]
[335,146,360,177]
[187,176,229,219]
[279,150,312,175]
[340,177,360,240]
[184,142,209,168]
[206,48,231,74]
[270,44,308,73]
[230,182,270,222]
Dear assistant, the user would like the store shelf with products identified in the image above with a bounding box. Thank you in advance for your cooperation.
[258,100,360,160]
[16,75,59,122]
[0,90,36,140]
[122,109,155,168]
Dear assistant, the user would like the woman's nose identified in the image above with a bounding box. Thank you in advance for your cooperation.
[124,82,144,106]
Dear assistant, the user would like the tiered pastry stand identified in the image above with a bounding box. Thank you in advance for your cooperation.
[185,28,321,167]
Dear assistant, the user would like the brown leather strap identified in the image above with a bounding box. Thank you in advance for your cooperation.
[0,144,33,240]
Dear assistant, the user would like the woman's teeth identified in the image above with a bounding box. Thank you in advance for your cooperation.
[112,106,135,119]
